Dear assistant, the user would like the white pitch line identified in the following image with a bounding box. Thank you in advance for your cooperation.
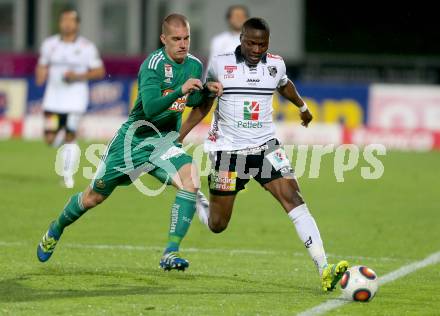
[64,243,279,255]
[297,250,440,316]
[0,240,292,256]
[326,253,402,263]
[0,240,406,262]
[0,241,22,247]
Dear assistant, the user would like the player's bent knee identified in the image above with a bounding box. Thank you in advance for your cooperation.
[179,173,198,193]
[208,217,228,234]
[82,189,107,208]
[65,132,76,143]
[290,191,304,208]
[181,182,198,193]
[175,163,199,193]
[277,188,304,211]
[44,133,55,146]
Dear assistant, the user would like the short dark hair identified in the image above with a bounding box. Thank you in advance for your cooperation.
[226,5,249,20]
[242,17,270,34]
[59,6,80,22]
[162,13,189,34]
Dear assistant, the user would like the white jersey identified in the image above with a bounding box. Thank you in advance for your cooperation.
[204,46,289,152]
[208,31,241,63]
[38,35,103,114]
[205,31,241,80]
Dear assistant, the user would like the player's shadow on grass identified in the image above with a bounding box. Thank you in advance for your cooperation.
[0,276,168,303]
[0,267,318,303]
[0,172,53,185]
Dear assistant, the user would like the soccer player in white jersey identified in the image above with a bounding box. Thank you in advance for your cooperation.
[180,18,349,292]
[35,7,105,188]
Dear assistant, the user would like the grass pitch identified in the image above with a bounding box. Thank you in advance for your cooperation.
[0,139,439,315]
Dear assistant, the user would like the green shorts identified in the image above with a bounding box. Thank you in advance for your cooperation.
[91,130,192,196]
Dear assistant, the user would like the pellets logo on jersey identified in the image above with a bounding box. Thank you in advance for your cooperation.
[224,65,237,79]
[237,101,262,128]
[243,101,260,120]
[163,89,187,112]
[164,64,173,78]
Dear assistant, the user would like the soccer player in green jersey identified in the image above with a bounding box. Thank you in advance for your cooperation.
[37,13,222,271]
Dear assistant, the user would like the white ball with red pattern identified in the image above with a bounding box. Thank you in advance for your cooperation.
[340,265,379,302]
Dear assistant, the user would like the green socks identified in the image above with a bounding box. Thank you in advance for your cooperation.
[51,192,88,237]
[50,189,196,253]
[165,190,197,252]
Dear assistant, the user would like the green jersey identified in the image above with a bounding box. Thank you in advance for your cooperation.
[91,48,205,195]
[120,47,204,140]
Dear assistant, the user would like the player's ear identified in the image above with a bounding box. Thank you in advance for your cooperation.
[160,34,166,45]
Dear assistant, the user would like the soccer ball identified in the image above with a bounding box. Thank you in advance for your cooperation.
[340,265,378,302]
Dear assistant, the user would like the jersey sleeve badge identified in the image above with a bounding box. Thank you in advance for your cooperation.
[267,66,278,77]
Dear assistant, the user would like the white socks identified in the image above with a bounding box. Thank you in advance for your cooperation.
[196,190,210,228]
[195,193,328,274]
[60,143,81,188]
[288,204,328,275]
[52,130,65,148]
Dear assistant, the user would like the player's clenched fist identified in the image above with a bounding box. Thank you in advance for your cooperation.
[182,78,203,94]
[206,81,223,97]
[300,109,313,127]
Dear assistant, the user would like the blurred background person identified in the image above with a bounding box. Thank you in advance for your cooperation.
[207,4,249,68]
[35,6,105,188]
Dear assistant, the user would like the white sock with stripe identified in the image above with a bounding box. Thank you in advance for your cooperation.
[196,190,210,228]
[52,130,65,148]
[61,143,81,182]
[288,203,328,275]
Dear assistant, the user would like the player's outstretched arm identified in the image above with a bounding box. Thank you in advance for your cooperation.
[179,98,214,143]
[277,79,313,127]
